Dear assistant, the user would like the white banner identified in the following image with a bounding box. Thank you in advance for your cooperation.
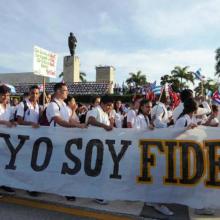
[0,125,220,208]
[33,46,57,78]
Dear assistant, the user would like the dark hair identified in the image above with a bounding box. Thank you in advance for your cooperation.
[180,89,193,102]
[212,104,218,112]
[54,82,67,92]
[29,85,39,91]
[90,96,101,104]
[177,98,198,119]
[114,100,123,114]
[138,99,151,115]
[0,85,11,94]
[64,95,75,105]
[101,95,113,104]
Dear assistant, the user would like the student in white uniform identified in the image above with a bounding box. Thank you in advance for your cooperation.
[64,95,87,128]
[135,99,154,130]
[109,100,124,128]
[151,92,170,128]
[87,95,113,131]
[173,89,211,123]
[174,98,198,129]
[16,85,40,128]
[0,85,16,127]
[0,85,16,195]
[85,96,101,123]
[87,95,113,205]
[46,83,82,128]
[126,97,141,128]
[203,104,219,127]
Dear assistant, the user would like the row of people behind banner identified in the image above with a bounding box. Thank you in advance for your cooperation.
[0,83,218,132]
[0,82,218,216]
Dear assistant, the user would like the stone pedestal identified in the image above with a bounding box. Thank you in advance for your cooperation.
[96,66,115,94]
[63,56,80,83]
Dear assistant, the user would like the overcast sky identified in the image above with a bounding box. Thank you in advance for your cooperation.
[0,0,220,84]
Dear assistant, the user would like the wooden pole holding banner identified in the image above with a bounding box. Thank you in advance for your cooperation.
[42,76,46,110]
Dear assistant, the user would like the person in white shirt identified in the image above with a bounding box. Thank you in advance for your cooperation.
[87,95,113,131]
[0,85,16,127]
[46,83,83,128]
[64,95,87,128]
[85,96,101,123]
[203,104,219,127]
[109,100,124,128]
[135,99,154,130]
[174,98,198,129]
[87,95,113,205]
[151,92,170,128]
[127,97,141,128]
[173,89,211,123]
[0,85,17,195]
[16,85,40,128]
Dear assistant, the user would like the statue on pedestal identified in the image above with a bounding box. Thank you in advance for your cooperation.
[68,32,77,56]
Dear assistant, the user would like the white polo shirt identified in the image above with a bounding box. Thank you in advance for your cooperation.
[16,99,39,123]
[46,98,69,127]
[151,102,168,128]
[0,104,14,121]
[174,114,197,128]
[127,109,137,128]
[135,114,151,130]
[88,105,110,126]
[67,106,79,122]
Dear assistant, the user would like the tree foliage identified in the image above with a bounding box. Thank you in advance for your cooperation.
[126,70,147,87]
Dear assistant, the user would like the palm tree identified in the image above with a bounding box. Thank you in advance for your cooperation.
[58,72,87,82]
[194,79,217,96]
[126,70,147,87]
[160,74,172,85]
[80,72,87,82]
[215,48,220,78]
[160,74,183,92]
[171,66,194,91]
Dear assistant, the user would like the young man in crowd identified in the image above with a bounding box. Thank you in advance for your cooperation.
[151,91,170,128]
[126,97,141,128]
[0,85,17,195]
[0,85,16,127]
[46,82,86,128]
[87,95,113,131]
[16,85,40,128]
[172,89,211,123]
[87,95,113,204]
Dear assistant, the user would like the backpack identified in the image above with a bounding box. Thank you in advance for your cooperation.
[39,100,60,126]
[14,100,29,121]
[122,115,128,128]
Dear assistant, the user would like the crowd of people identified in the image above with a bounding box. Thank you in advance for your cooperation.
[0,82,219,216]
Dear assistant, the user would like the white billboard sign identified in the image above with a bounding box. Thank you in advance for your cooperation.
[33,46,58,78]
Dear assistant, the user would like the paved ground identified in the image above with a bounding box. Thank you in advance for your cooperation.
[0,189,219,220]
[0,203,92,220]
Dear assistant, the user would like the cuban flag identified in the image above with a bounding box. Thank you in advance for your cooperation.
[152,85,162,95]
[193,68,205,81]
[150,80,157,90]
[212,90,220,104]
[4,84,16,93]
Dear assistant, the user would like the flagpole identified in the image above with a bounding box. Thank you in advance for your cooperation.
[201,80,204,98]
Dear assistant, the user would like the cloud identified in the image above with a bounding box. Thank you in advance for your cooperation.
[132,0,220,39]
